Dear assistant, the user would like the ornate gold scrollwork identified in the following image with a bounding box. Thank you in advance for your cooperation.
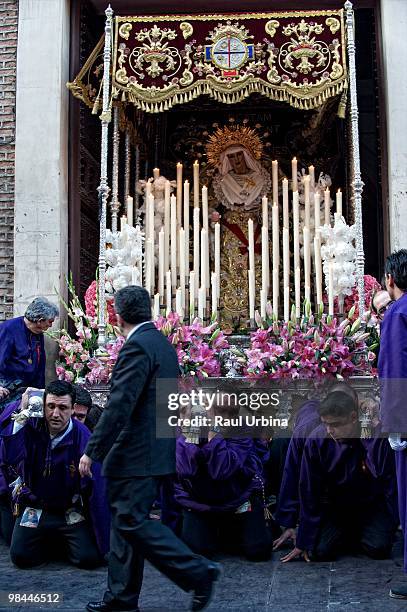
[326,17,340,34]
[330,38,343,79]
[180,21,193,39]
[265,19,280,37]
[119,23,132,40]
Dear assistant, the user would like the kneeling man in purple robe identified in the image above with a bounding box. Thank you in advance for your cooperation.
[281,389,398,563]
[0,380,108,568]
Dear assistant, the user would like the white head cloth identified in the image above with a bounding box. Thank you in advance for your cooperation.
[218,145,265,209]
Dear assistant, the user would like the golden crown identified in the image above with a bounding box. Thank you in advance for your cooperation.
[205,125,263,168]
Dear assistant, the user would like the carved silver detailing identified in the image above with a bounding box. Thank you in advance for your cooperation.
[97,4,113,348]
[345,1,365,314]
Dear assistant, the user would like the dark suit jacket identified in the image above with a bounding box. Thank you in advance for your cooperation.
[85,322,179,478]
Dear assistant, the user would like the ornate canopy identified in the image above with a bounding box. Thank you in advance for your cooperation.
[68,9,348,114]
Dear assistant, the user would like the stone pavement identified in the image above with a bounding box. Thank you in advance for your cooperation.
[0,538,406,612]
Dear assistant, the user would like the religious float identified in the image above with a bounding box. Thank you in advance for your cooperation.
[62,3,381,429]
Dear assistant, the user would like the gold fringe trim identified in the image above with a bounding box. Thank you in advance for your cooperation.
[124,76,347,114]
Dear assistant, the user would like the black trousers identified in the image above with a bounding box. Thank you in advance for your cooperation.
[312,500,396,561]
[0,499,14,545]
[10,509,101,569]
[104,476,212,609]
[181,494,272,561]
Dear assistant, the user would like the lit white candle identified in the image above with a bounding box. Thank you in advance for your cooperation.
[146,179,152,198]
[248,270,255,321]
[153,167,160,179]
[272,268,279,317]
[120,215,127,232]
[248,218,255,274]
[282,178,289,229]
[291,157,298,192]
[328,262,334,315]
[272,204,279,295]
[308,165,315,190]
[193,207,200,297]
[314,192,321,234]
[214,222,220,301]
[202,185,209,232]
[272,160,278,206]
[145,238,153,295]
[211,272,217,317]
[193,160,199,208]
[176,162,183,227]
[336,189,342,217]
[262,196,268,229]
[126,196,133,227]
[198,286,205,320]
[166,270,172,315]
[283,228,290,321]
[261,226,269,294]
[324,187,330,225]
[175,288,183,318]
[158,227,165,296]
[153,293,160,319]
[164,181,170,273]
[200,228,207,291]
[293,191,300,271]
[189,271,195,321]
[303,226,310,301]
[179,227,185,306]
[183,180,190,273]
[170,194,177,288]
[314,235,323,307]
[148,193,155,244]
[260,288,266,319]
[295,266,301,317]
[304,175,310,228]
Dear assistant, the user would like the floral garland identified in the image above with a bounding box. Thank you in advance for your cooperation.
[154,312,229,378]
[242,303,376,380]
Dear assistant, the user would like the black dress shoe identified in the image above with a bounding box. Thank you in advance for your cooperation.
[86,601,140,612]
[389,585,407,599]
[191,562,222,611]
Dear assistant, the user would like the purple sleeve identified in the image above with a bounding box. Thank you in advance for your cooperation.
[202,437,251,481]
[1,426,27,465]
[0,322,14,383]
[367,437,399,527]
[296,439,325,551]
[379,312,407,432]
[176,436,204,478]
[275,437,305,528]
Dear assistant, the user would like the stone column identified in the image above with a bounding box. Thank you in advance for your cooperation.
[380,0,407,251]
[14,0,70,379]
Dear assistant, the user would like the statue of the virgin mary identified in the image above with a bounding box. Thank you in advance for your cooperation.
[206,126,271,329]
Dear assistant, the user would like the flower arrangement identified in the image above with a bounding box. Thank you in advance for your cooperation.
[242,302,375,380]
[85,280,117,326]
[154,312,229,378]
[322,274,382,320]
[48,276,123,384]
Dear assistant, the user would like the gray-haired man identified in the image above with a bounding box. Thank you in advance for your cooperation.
[0,297,58,402]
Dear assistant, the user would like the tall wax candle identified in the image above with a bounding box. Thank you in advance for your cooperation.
[176,163,183,227]
[164,181,170,273]
[170,194,177,288]
[248,218,255,274]
[193,207,200,297]
[193,160,199,208]
[291,157,298,192]
[272,160,278,205]
[282,178,289,229]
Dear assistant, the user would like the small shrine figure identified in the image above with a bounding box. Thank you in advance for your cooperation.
[205,126,271,328]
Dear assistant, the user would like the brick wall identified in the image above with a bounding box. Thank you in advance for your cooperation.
[0,0,17,321]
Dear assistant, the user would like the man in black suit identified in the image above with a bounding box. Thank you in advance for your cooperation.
[79,286,220,612]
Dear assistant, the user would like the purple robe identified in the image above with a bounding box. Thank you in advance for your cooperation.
[175,436,269,513]
[378,293,407,433]
[0,317,45,389]
[0,417,109,554]
[378,292,407,571]
[275,400,320,527]
[296,424,398,551]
